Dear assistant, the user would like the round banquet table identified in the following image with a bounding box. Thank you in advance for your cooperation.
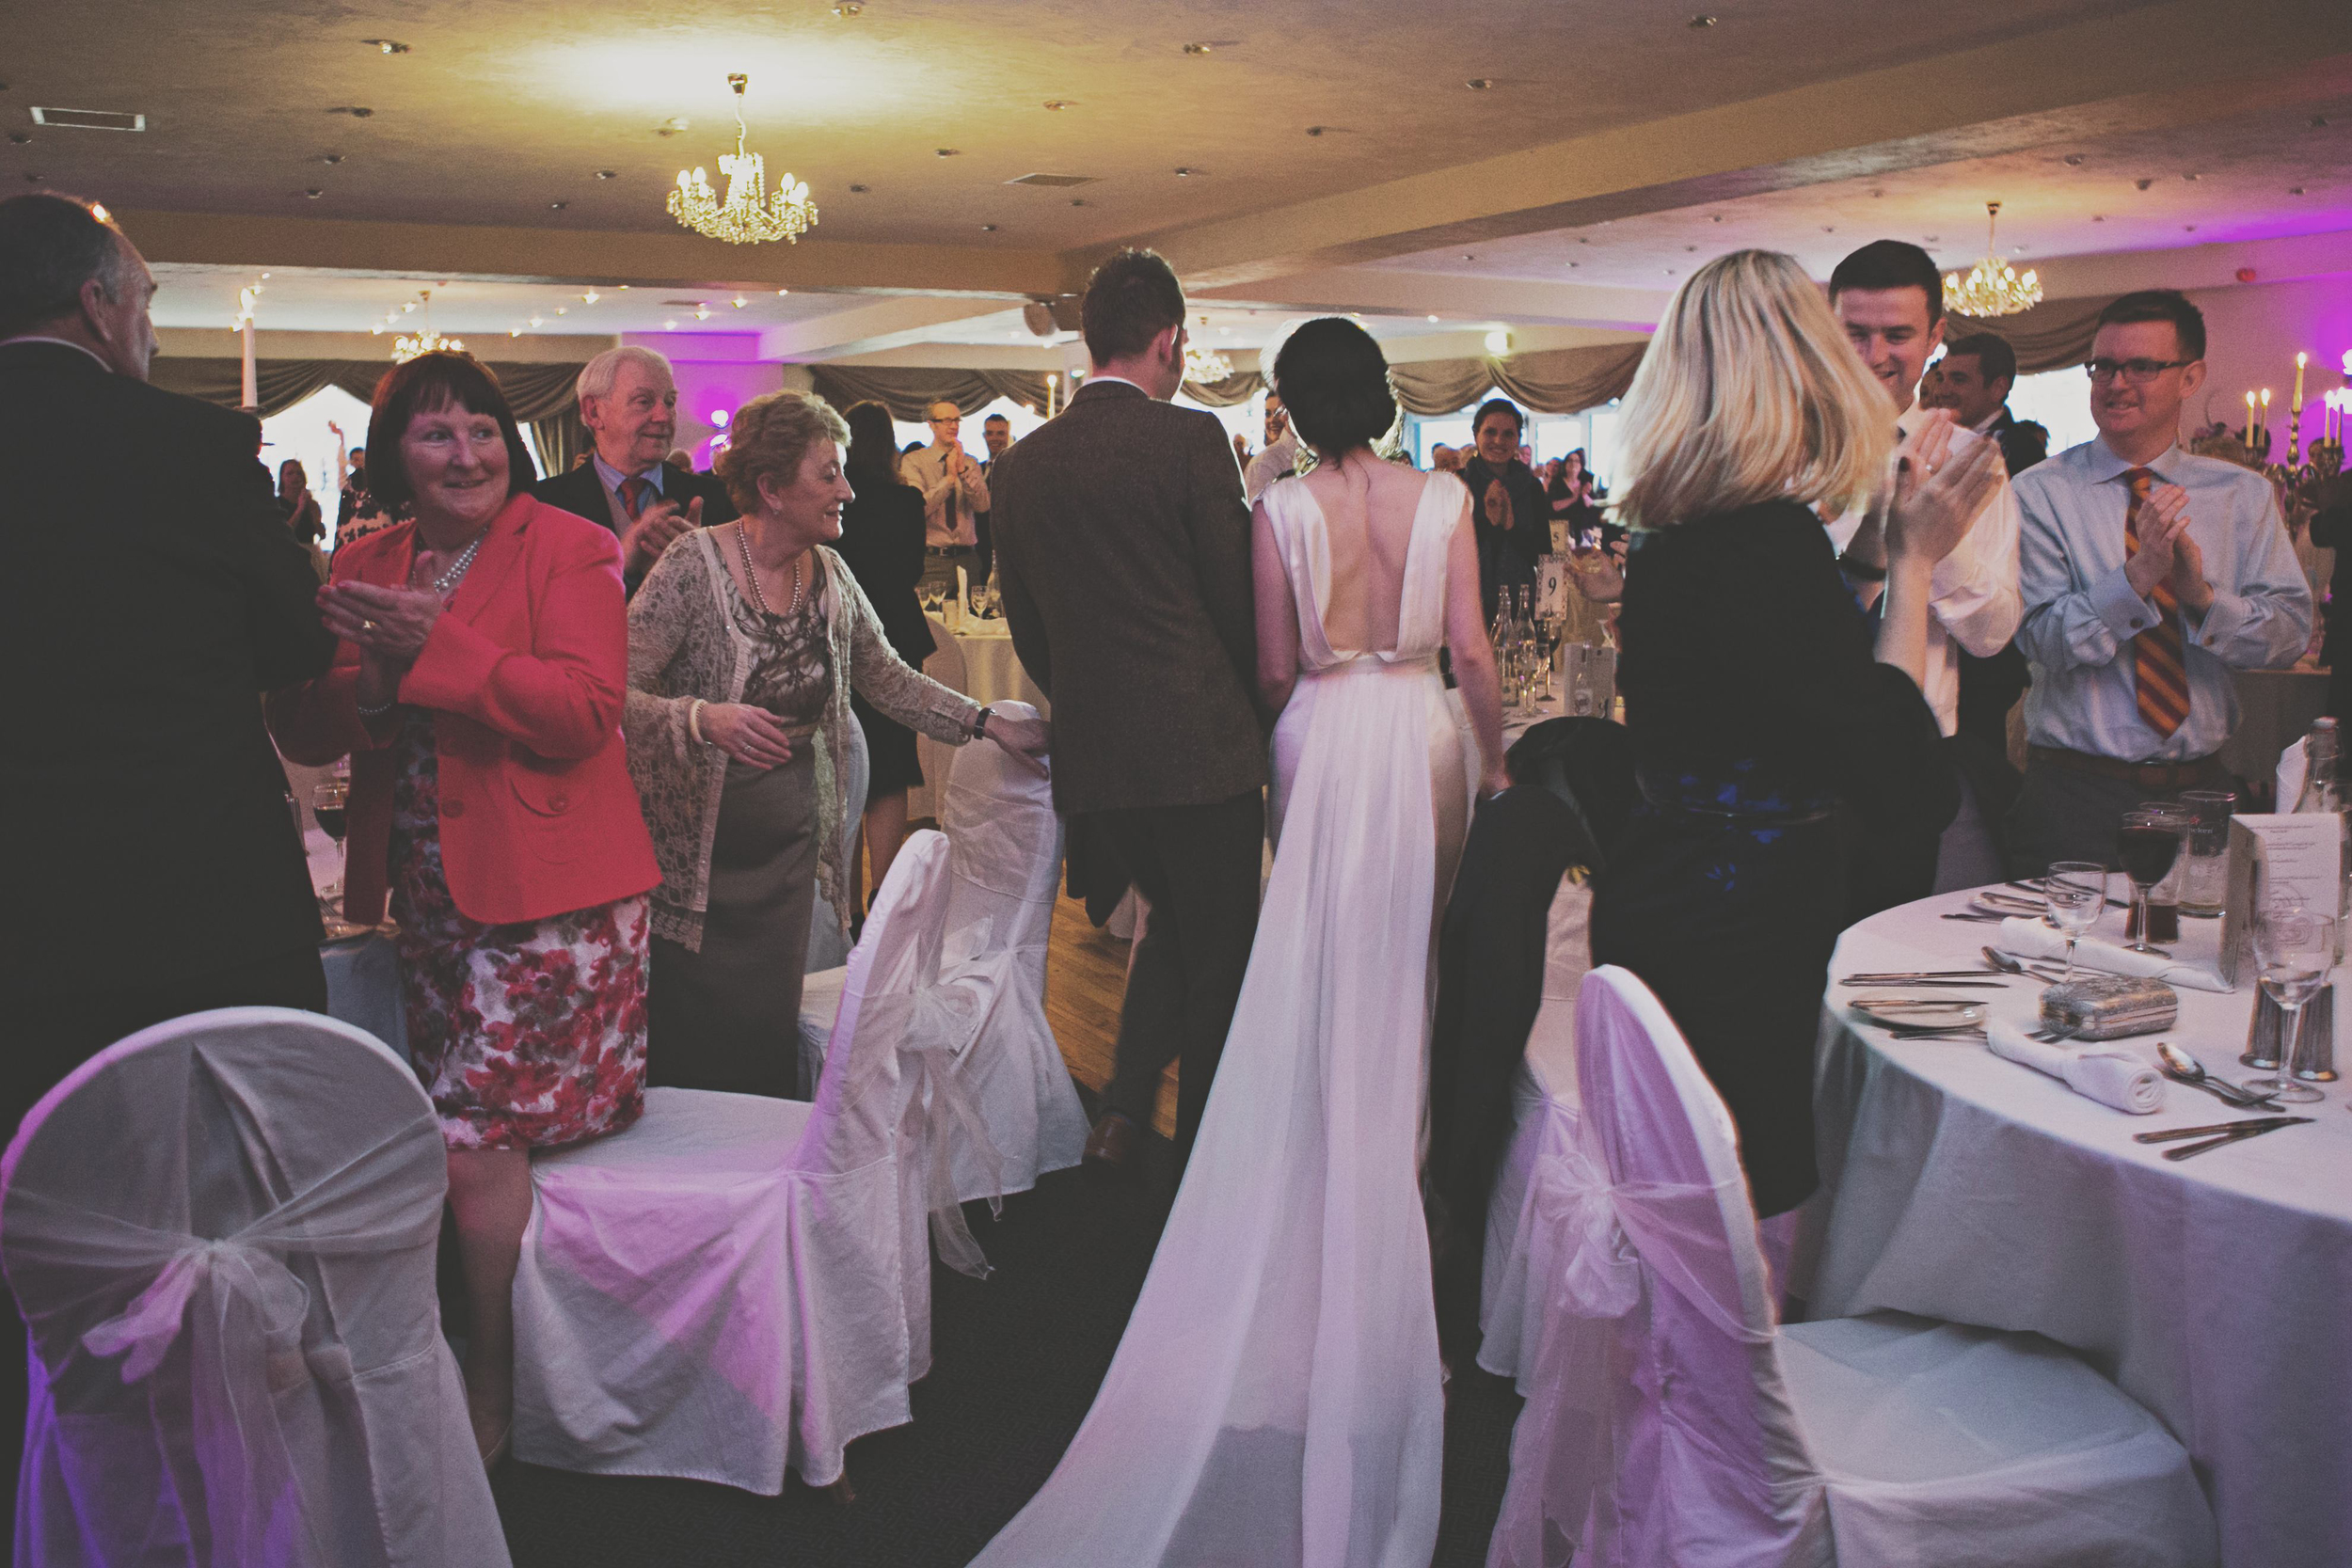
[1802,884,2352,1567]
[2218,665,2329,800]
[908,614,1048,822]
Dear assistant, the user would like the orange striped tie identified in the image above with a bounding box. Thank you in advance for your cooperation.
[2122,467,2190,738]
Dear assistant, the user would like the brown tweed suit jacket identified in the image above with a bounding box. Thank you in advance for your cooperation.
[992,379,1266,816]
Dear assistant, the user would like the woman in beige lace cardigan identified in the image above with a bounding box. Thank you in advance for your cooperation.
[626,390,1049,1096]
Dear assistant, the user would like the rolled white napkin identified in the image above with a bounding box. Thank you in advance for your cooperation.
[1995,916,2229,992]
[1987,1020,2164,1114]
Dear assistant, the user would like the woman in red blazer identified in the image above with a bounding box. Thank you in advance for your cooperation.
[269,353,659,1466]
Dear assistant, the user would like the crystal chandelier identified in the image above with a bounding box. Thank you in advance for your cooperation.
[1183,318,1233,383]
[392,290,464,362]
[1942,200,2042,318]
[669,74,818,245]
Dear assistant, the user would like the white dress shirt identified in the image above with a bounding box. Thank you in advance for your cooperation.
[2014,435,2312,763]
[1823,398,2024,736]
[1245,428,1299,503]
[903,441,989,547]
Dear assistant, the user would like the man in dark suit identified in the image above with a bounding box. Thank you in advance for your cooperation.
[992,249,1264,1175]
[1,193,338,1477]
[976,410,1012,585]
[532,344,736,593]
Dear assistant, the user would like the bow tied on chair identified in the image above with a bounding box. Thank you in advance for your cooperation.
[866,960,1009,1279]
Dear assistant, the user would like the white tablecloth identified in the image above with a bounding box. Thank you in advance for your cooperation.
[909,615,1047,822]
[1804,886,2352,1567]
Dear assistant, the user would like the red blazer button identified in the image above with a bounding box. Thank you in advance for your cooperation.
[549,793,571,812]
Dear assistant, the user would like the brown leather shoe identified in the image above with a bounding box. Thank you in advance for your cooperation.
[1082,1112,1136,1172]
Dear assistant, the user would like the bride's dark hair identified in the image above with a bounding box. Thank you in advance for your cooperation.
[1271,317,1396,456]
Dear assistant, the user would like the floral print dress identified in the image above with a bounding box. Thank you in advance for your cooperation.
[389,711,652,1150]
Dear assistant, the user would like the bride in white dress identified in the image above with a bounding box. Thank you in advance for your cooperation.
[970,317,1506,1568]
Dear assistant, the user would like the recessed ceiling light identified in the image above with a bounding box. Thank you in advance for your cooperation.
[2063,154,2086,166]
[2289,185,2306,195]
[2185,224,2198,232]
[1426,314,1439,322]
[1709,214,1724,223]
[549,200,566,210]
[1174,166,1199,177]
[2090,214,2105,223]
[1465,78,1494,90]
[1924,234,1939,242]
[318,153,343,165]
[581,290,600,303]
[1821,225,1835,233]
[510,327,522,338]
[732,295,748,309]
[980,223,998,231]
[1043,99,1074,111]
[663,319,677,330]
[402,301,416,313]
[658,118,688,137]
[1567,261,1578,268]
[777,288,790,295]
[2312,116,2330,129]
[327,105,373,118]
[303,188,324,198]
[1305,125,1331,136]
[1664,268,1676,275]
[1462,253,1476,261]
[21,174,42,183]
[1688,13,1717,26]
[2183,172,2200,182]
[1579,236,1591,244]
[1685,245,1697,252]
[833,1,864,13]
[1183,42,1213,55]
[554,307,567,315]
[848,182,869,193]
[2136,178,2155,190]
[528,314,544,326]
[30,106,145,132]
[7,134,28,146]
[360,38,409,54]
[693,306,711,320]
[936,148,960,157]
[595,169,616,181]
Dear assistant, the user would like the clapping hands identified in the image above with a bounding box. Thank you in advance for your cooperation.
[623,494,703,577]
[2123,483,2212,612]
[1885,411,2003,569]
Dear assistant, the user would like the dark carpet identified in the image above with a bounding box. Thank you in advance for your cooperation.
[491,1114,1525,1568]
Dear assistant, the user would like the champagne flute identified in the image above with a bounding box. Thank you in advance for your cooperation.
[2245,901,2332,1104]
[2042,860,2107,982]
[2115,810,2183,954]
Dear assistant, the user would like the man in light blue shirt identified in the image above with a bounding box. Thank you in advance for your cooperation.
[2008,290,2312,873]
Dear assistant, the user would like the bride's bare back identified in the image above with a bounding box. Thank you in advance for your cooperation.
[1295,452,1430,654]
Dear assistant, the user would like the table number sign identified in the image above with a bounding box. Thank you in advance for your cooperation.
[1534,555,1568,621]
[2219,813,2343,987]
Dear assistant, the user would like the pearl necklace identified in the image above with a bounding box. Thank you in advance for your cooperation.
[424,531,487,598]
[735,523,804,618]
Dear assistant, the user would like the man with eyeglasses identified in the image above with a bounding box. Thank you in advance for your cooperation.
[905,400,991,596]
[2006,290,2311,873]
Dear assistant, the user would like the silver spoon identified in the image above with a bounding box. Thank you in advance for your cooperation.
[1979,946,2071,983]
[2156,1041,2282,1111]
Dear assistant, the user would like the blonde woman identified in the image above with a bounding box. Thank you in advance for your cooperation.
[625,390,1047,1097]
[1590,249,1999,1219]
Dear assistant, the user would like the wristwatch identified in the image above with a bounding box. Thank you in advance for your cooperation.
[972,705,993,740]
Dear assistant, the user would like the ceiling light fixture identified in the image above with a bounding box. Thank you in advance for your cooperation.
[833,1,864,13]
[360,39,409,54]
[1183,42,1213,55]
[1942,200,2042,317]
[693,305,711,320]
[1184,317,1232,382]
[731,295,748,308]
[596,169,616,181]
[1688,13,1717,26]
[669,74,818,245]
[1043,99,1074,111]
[1465,78,1494,90]
[581,289,600,303]
[528,313,544,326]
[392,290,463,362]
[1484,329,1512,356]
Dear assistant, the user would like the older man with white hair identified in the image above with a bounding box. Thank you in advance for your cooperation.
[533,344,737,591]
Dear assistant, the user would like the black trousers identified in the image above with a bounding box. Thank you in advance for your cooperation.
[1088,791,1264,1171]
[5,944,331,1515]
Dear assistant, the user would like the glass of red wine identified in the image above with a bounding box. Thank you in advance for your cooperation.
[312,779,350,902]
[2116,810,2184,955]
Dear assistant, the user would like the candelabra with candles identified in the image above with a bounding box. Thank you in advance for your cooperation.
[2201,351,2346,538]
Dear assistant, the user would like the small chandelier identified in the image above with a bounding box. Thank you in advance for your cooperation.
[392,290,464,362]
[669,74,818,245]
[1943,200,2042,318]
[1184,319,1233,383]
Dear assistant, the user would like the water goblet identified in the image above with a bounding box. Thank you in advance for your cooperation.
[2042,860,2108,982]
[2245,901,2332,1104]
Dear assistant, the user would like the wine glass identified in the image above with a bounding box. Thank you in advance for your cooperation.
[2245,901,2332,1104]
[2115,810,2183,954]
[311,781,350,899]
[2042,860,2108,982]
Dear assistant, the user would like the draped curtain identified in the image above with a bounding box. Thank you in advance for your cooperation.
[529,411,590,479]
[150,357,586,422]
[1947,294,2114,375]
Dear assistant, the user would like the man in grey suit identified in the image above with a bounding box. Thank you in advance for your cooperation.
[992,249,1264,1175]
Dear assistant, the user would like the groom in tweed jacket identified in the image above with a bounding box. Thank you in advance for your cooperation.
[991,249,1265,1174]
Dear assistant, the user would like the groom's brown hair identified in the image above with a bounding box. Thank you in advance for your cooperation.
[1080,248,1184,365]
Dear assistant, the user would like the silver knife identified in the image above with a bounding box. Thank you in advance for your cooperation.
[2158,1118,2313,1161]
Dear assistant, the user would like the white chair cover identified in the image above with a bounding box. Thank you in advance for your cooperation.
[802,705,1084,1203]
[513,832,977,1493]
[934,703,1089,1200]
[1488,967,2217,1568]
[2,1006,507,1568]
[1476,869,1592,1390]
[908,614,968,823]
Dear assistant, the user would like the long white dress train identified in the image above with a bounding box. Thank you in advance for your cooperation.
[970,471,1477,1568]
